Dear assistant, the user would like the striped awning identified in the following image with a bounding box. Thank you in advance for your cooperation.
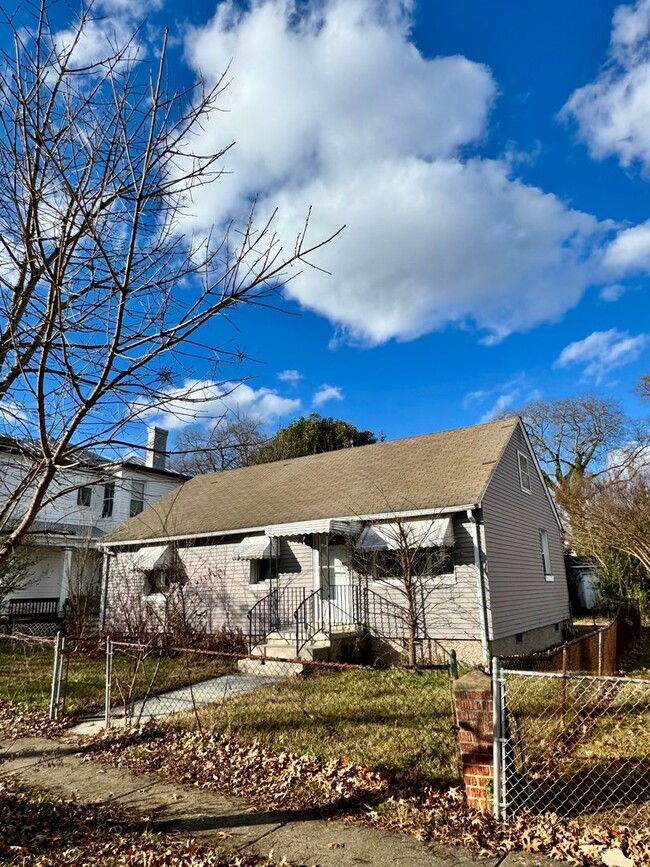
[265,519,361,538]
[358,517,454,551]
[132,545,172,570]
[232,535,278,560]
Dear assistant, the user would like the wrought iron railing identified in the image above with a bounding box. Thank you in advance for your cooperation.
[294,589,320,656]
[248,586,309,650]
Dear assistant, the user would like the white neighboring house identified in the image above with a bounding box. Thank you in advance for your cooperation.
[0,428,186,618]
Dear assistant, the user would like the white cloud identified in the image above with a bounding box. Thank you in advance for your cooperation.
[555,329,648,383]
[480,393,518,423]
[462,389,488,409]
[277,369,303,385]
[562,0,650,172]
[138,379,300,430]
[603,220,650,272]
[312,384,344,407]
[53,0,162,69]
[179,0,612,346]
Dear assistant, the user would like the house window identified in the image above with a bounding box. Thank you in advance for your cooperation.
[77,486,92,507]
[518,452,532,493]
[129,480,145,517]
[250,558,278,585]
[516,632,524,644]
[143,568,171,596]
[102,482,115,518]
[540,529,554,580]
[353,547,454,581]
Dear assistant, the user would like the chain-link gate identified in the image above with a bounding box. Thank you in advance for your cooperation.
[494,661,650,826]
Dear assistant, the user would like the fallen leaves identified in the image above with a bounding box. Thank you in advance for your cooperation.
[0,699,67,740]
[0,777,293,866]
[85,724,650,866]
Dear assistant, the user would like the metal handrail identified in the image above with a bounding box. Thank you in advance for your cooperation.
[247,589,277,651]
[294,588,320,656]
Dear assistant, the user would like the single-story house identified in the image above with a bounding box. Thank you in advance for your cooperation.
[100,417,571,664]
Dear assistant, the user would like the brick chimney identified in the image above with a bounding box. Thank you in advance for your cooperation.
[146,426,168,470]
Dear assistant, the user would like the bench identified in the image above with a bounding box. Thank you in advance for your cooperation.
[5,597,62,622]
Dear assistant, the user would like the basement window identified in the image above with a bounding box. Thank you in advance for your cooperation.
[516,633,524,644]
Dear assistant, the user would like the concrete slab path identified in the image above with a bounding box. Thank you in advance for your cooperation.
[0,736,562,867]
[71,672,285,736]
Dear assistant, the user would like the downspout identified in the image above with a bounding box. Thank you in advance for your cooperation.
[467,507,490,663]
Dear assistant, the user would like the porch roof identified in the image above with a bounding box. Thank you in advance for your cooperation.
[265,519,361,538]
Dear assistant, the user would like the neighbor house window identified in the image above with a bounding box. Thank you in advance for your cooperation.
[129,480,145,517]
[102,482,115,518]
[77,486,92,507]
[518,452,532,493]
[540,529,553,580]
[250,558,278,585]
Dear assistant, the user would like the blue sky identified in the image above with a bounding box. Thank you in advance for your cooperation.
[31,1,650,443]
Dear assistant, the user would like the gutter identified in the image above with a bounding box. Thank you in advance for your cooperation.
[102,502,479,549]
[468,506,490,662]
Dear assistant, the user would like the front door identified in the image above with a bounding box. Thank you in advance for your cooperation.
[315,540,353,626]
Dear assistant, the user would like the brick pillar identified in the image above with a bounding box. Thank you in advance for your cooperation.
[453,669,493,812]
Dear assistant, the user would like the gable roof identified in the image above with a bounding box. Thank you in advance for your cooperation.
[103,417,520,545]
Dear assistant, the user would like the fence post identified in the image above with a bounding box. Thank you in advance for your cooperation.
[492,658,502,819]
[598,628,603,677]
[49,631,62,719]
[449,649,459,680]
[104,636,113,730]
[453,669,494,812]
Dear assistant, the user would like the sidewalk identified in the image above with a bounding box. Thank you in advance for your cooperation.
[0,736,557,867]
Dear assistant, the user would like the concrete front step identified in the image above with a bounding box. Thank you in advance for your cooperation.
[237,656,304,676]
[251,639,332,662]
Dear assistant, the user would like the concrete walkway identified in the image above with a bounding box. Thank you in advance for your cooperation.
[71,672,285,736]
[0,736,559,867]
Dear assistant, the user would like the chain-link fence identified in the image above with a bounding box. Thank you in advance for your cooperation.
[496,666,650,826]
[0,632,58,711]
[106,641,460,786]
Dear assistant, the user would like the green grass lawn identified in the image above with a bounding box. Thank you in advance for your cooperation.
[176,667,459,785]
[0,639,235,716]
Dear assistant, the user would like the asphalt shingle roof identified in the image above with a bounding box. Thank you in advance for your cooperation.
[103,417,519,545]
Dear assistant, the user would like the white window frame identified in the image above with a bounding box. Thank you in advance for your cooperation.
[540,529,554,581]
[250,558,278,586]
[518,451,532,494]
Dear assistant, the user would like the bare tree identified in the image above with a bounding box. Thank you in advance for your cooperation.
[562,473,650,612]
[171,416,266,476]
[514,395,649,495]
[0,2,338,564]
[350,518,458,667]
[638,374,650,401]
